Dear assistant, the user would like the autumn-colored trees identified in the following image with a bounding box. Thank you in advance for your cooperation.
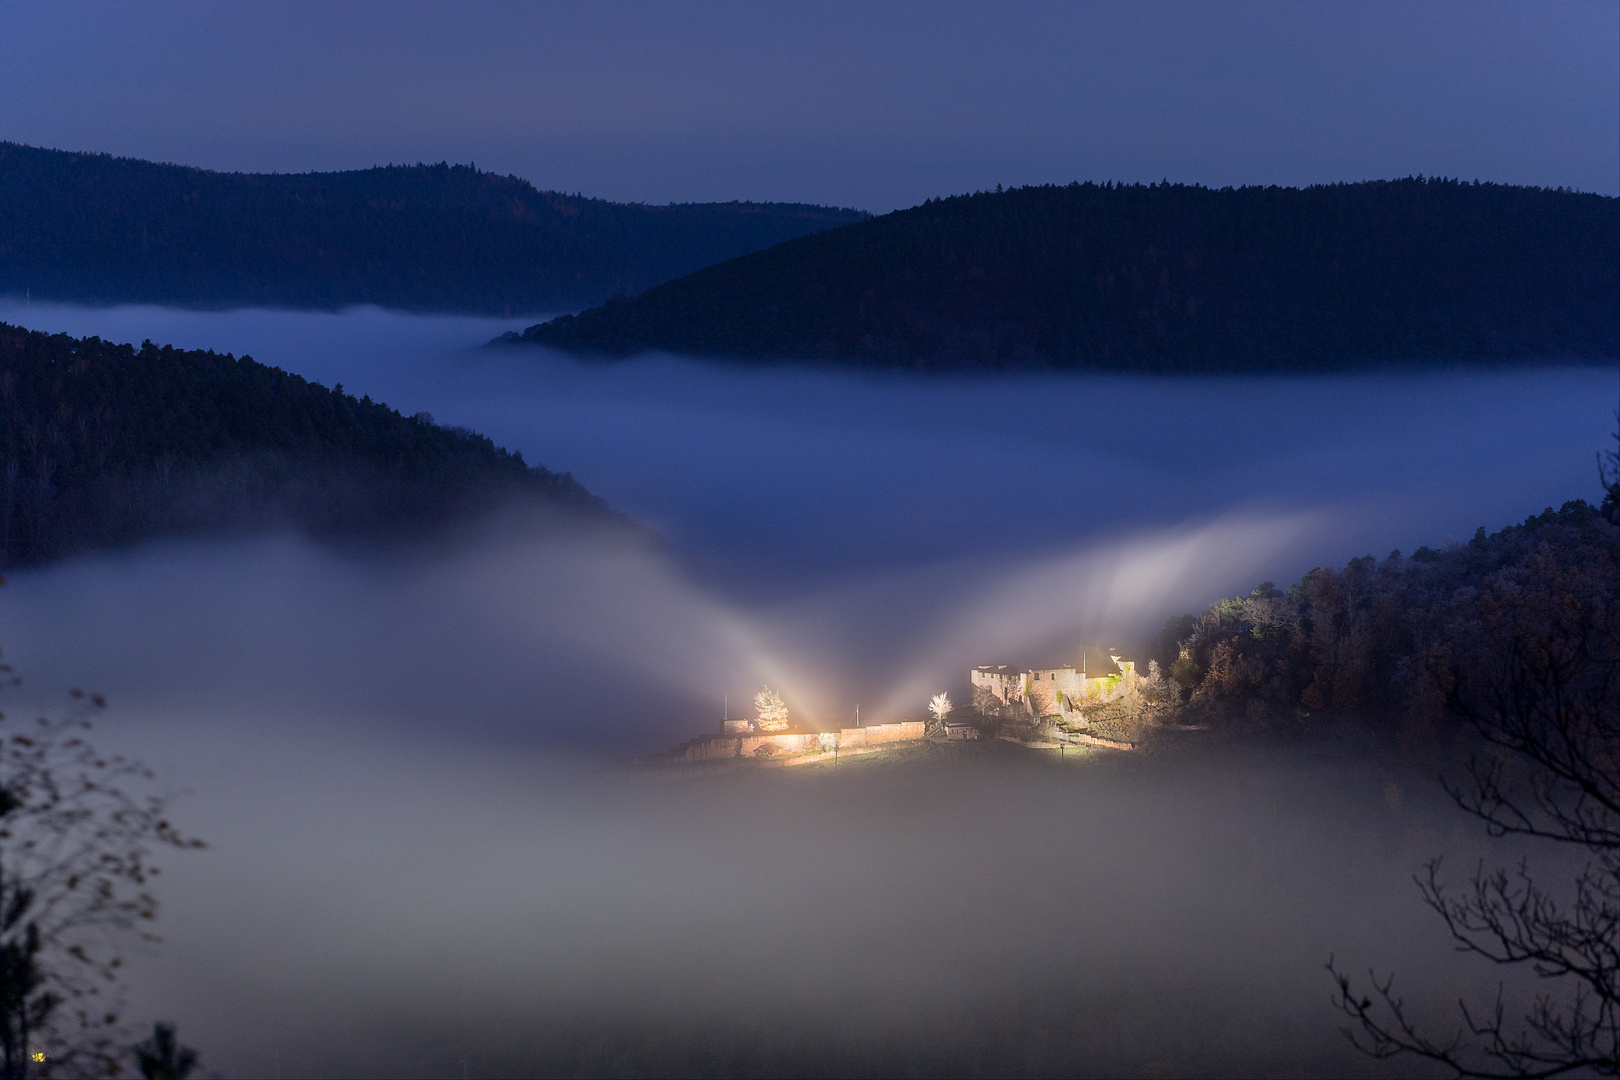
[1152,481,1620,1073]
[1328,507,1619,1074]
[1148,495,1618,745]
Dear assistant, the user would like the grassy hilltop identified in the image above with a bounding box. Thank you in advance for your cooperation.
[512,178,1619,371]
[0,142,867,314]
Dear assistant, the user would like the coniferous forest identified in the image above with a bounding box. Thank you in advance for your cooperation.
[0,142,866,314]
[0,321,609,566]
[514,178,1620,371]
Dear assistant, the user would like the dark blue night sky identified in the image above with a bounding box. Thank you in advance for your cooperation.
[1,1,1614,211]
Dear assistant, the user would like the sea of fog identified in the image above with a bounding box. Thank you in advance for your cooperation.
[0,299,1611,1076]
[0,301,1611,733]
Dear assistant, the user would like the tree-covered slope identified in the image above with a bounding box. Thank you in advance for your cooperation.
[0,321,608,565]
[512,179,1619,371]
[0,143,866,314]
[1149,484,1618,741]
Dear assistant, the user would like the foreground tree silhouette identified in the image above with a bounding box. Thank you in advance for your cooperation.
[134,1024,196,1080]
[1330,446,1620,1077]
[0,655,201,1079]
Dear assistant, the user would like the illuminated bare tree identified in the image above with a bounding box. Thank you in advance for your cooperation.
[1141,660,1178,711]
[926,692,953,738]
[753,687,789,732]
[1330,528,1619,1077]
[0,659,202,1079]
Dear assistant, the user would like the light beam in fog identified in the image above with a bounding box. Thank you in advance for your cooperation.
[0,304,1605,1076]
[878,510,1324,714]
[0,302,1609,601]
[0,508,1323,743]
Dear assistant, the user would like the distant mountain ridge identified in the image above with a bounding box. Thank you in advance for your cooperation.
[0,142,867,314]
[0,321,613,565]
[510,179,1619,371]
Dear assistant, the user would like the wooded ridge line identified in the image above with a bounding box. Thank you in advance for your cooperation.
[508,178,1619,372]
[1146,492,1617,741]
[0,142,867,314]
[0,321,614,566]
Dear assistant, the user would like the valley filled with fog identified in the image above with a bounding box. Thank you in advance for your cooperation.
[0,301,1612,1077]
[3,301,1609,730]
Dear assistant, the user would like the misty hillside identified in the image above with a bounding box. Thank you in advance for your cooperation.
[511,178,1620,371]
[1151,488,1618,745]
[0,142,867,314]
[0,321,609,565]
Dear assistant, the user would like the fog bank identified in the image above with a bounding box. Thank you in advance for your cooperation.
[1,302,1612,601]
[100,716,1495,1078]
[0,302,1607,1075]
[0,480,1552,1078]
[0,510,1320,746]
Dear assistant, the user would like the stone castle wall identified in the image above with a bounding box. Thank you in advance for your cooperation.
[673,720,924,764]
[982,651,1135,718]
[837,720,925,747]
[971,666,1023,705]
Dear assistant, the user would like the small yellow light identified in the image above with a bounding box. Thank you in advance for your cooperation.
[30,1052,44,1062]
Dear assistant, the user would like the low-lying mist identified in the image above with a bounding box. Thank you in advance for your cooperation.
[0,300,1610,1075]
[0,477,1556,1080]
[1,300,1611,599]
[66,702,1512,1078]
[0,510,1318,745]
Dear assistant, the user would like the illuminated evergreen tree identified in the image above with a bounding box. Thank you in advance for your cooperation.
[754,687,789,731]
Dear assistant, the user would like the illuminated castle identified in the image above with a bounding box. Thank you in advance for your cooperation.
[670,689,925,764]
[971,645,1135,718]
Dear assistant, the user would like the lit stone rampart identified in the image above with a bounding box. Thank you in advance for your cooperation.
[836,721,926,747]
[671,721,925,763]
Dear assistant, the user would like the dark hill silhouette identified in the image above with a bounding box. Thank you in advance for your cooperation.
[510,179,1619,371]
[0,142,866,314]
[0,321,611,565]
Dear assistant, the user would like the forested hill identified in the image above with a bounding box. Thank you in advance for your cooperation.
[1150,482,1618,743]
[0,143,866,314]
[0,321,610,565]
[511,179,1620,371]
